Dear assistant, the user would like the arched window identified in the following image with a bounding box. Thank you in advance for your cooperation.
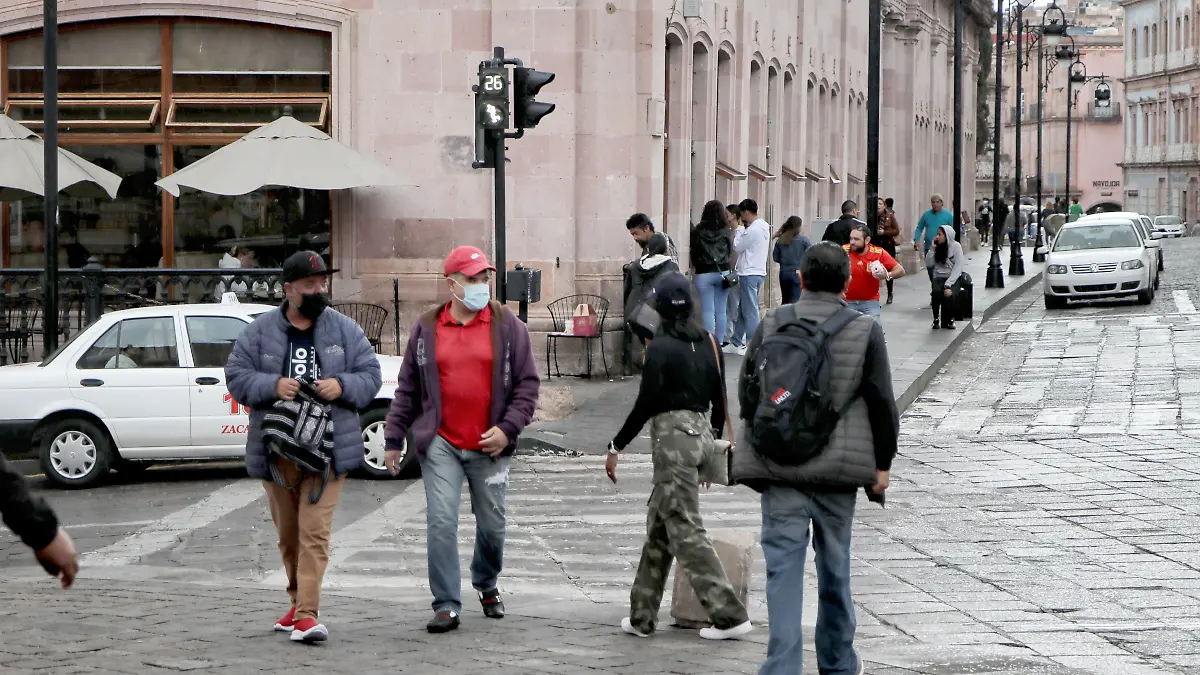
[1177,17,1182,52]
[1132,27,1139,60]
[1144,26,1150,57]
[1186,16,1191,48]
[1153,24,1159,56]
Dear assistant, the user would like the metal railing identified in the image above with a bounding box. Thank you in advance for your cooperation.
[0,259,284,365]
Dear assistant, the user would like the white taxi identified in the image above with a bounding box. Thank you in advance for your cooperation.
[0,296,412,488]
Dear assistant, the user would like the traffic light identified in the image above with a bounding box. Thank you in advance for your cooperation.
[475,65,509,131]
[513,67,556,129]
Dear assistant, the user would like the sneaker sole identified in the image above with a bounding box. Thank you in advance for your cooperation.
[621,617,650,638]
[290,626,329,643]
[700,621,753,640]
[273,624,292,632]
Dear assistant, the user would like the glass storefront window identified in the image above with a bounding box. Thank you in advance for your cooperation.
[6,23,161,95]
[173,22,331,94]
[9,146,164,269]
[166,98,327,131]
[4,100,160,133]
[172,146,330,270]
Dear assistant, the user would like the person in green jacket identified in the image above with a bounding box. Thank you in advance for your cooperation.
[1068,198,1084,222]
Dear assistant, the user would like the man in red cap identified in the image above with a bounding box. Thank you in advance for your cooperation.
[384,245,540,634]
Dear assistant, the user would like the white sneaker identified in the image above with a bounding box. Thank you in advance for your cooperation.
[621,617,650,638]
[699,620,753,640]
[735,345,748,356]
[722,344,741,355]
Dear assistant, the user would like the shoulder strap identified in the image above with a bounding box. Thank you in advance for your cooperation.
[708,334,735,446]
[817,307,861,339]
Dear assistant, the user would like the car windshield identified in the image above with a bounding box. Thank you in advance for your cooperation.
[1154,216,1181,226]
[1053,223,1142,252]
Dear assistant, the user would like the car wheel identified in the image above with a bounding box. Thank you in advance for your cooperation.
[1137,276,1154,305]
[1154,271,1161,291]
[39,418,113,489]
[1158,252,1164,272]
[1044,294,1067,310]
[358,407,419,479]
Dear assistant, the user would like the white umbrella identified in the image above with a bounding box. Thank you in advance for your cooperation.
[0,114,122,201]
[156,116,415,197]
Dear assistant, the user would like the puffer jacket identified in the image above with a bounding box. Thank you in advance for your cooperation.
[924,224,966,287]
[226,305,383,479]
[624,254,680,321]
[733,292,896,491]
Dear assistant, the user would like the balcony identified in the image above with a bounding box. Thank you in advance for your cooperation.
[1125,147,1166,164]
[1085,102,1121,121]
[1166,145,1199,162]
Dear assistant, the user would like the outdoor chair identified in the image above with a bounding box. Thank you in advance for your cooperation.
[332,302,389,353]
[545,294,610,380]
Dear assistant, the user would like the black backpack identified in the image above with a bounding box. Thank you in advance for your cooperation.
[748,305,861,466]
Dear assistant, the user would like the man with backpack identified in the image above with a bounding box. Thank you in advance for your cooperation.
[733,242,898,675]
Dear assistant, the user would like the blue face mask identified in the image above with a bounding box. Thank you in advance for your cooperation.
[453,279,491,312]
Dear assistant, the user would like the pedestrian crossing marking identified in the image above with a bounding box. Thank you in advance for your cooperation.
[1174,290,1197,315]
[82,482,263,566]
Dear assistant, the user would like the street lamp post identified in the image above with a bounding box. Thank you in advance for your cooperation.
[1033,3,1068,262]
[986,0,1005,288]
[1066,58,1089,213]
[1010,8,1025,277]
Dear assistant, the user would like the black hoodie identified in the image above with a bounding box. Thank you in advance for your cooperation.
[690,221,733,274]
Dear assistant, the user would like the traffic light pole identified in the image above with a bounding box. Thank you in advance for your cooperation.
[492,127,508,303]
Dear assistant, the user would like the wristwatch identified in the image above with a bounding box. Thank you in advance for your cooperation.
[607,441,619,455]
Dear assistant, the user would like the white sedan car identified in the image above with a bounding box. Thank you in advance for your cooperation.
[1042,219,1160,309]
[1153,215,1187,238]
[0,296,413,488]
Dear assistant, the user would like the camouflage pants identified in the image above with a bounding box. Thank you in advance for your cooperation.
[629,411,750,634]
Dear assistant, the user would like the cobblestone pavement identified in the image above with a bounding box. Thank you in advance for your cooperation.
[4,239,1200,673]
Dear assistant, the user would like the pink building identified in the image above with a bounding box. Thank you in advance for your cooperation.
[999,29,1125,213]
[0,0,991,355]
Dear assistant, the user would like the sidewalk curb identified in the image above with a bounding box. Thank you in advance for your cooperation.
[893,269,1042,414]
[519,269,1044,453]
[11,458,38,477]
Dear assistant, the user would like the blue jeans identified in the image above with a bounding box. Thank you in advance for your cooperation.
[693,272,730,338]
[730,275,765,347]
[779,270,801,304]
[846,299,881,324]
[759,486,858,675]
[420,435,510,613]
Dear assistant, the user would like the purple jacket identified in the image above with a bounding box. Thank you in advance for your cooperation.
[384,300,540,457]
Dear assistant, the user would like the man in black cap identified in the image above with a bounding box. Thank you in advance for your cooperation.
[226,250,382,644]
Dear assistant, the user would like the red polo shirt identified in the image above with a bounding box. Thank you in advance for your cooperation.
[435,303,495,451]
[843,244,899,302]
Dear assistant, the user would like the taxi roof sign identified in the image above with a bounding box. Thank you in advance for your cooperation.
[220,292,241,305]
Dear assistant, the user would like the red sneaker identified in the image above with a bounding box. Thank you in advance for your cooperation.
[290,617,328,643]
[274,606,296,632]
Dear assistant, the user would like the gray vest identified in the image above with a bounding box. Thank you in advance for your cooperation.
[731,293,878,490]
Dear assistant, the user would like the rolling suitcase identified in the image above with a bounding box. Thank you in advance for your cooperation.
[952,272,974,322]
[670,529,755,628]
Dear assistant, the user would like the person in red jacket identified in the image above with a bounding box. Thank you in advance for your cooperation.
[843,225,905,323]
[384,246,540,634]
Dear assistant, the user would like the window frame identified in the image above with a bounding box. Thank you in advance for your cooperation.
[165,94,329,130]
[183,314,251,369]
[75,315,181,370]
[3,98,161,129]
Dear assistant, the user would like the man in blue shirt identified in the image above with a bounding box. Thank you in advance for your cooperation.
[912,194,953,256]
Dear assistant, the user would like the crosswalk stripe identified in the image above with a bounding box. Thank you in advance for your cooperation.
[83,481,263,566]
[1175,290,1197,315]
[260,479,428,585]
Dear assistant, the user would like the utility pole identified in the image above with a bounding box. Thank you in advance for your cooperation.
[986,1,1005,289]
[866,0,881,239]
[952,0,964,245]
[43,0,60,352]
[1010,11,1026,276]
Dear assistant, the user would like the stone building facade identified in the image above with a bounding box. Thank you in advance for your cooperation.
[1121,0,1200,221]
[0,0,991,355]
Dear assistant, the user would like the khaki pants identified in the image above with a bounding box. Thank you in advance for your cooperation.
[263,458,345,622]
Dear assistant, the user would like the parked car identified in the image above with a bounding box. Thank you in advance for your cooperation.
[1041,218,1160,309]
[1152,215,1187,238]
[1077,211,1164,273]
[0,296,413,488]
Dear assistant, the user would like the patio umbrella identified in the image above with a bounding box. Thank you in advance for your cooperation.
[0,114,122,201]
[155,116,415,197]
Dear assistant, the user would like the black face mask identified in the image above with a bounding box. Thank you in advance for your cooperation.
[294,292,329,320]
